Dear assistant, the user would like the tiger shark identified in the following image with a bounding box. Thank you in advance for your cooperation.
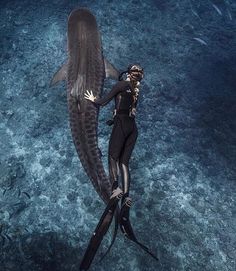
[50,8,120,204]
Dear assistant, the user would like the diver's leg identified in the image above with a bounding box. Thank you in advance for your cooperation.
[118,122,159,261]
[119,121,138,237]
[108,116,126,192]
[91,116,127,262]
[108,156,120,190]
[119,121,138,203]
[80,117,128,270]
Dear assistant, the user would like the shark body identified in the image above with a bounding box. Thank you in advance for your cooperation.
[51,8,119,203]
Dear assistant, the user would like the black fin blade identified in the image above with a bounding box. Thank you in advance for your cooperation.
[134,239,159,261]
[98,205,120,263]
[80,191,122,270]
[119,208,159,262]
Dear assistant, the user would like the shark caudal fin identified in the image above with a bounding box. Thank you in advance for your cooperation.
[50,62,68,87]
[104,58,120,80]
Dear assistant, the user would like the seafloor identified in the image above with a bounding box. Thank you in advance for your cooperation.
[0,0,236,270]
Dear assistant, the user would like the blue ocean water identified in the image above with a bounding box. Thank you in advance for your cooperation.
[0,0,236,270]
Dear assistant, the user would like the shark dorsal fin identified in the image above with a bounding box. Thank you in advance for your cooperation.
[50,62,67,87]
[104,58,120,80]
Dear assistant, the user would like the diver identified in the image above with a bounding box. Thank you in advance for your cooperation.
[84,64,143,208]
[80,64,158,271]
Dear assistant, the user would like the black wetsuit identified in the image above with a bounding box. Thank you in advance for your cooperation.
[94,80,138,199]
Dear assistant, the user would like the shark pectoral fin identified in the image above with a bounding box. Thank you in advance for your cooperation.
[50,62,67,87]
[104,58,120,80]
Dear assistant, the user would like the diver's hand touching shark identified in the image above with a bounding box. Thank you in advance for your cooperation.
[84,90,96,102]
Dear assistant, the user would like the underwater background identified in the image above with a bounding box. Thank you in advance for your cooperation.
[0,0,236,270]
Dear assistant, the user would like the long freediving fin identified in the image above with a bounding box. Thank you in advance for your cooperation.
[80,188,123,271]
[98,205,120,263]
[119,197,159,262]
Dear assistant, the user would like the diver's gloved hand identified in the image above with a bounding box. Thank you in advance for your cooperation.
[84,90,96,102]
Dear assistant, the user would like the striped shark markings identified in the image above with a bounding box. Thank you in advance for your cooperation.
[50,8,120,203]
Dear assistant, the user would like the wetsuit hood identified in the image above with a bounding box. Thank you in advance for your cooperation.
[128,64,144,82]
[118,64,144,82]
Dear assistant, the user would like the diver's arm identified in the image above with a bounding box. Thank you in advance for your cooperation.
[84,81,127,106]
